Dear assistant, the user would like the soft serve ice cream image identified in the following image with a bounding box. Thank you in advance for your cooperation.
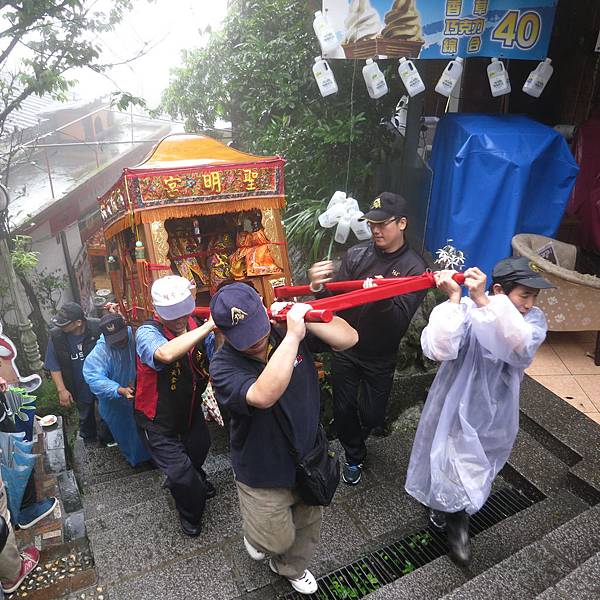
[327,0,424,59]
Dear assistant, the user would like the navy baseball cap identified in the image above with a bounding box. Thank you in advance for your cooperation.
[492,257,554,289]
[99,313,129,345]
[51,302,84,327]
[359,192,408,223]
[209,283,270,351]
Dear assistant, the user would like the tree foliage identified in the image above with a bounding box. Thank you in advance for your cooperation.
[161,0,402,255]
[0,0,142,140]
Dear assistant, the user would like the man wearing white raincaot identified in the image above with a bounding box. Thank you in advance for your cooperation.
[405,258,551,566]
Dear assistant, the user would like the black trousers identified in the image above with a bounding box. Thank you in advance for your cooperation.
[330,351,396,465]
[139,411,211,526]
[77,398,113,445]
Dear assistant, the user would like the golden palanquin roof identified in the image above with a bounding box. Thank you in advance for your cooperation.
[99,134,286,239]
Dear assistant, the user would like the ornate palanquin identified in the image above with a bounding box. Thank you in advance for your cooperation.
[98,134,291,321]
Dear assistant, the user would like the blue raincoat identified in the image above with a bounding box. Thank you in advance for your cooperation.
[83,329,150,466]
[405,294,547,514]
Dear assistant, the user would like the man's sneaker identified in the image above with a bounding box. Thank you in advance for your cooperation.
[342,462,362,485]
[429,508,447,531]
[18,497,58,529]
[104,441,118,448]
[244,536,266,561]
[269,559,318,595]
[2,546,40,593]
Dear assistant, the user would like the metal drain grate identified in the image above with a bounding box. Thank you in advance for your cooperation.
[283,486,536,599]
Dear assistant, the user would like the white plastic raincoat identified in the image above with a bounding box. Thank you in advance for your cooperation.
[405,294,547,514]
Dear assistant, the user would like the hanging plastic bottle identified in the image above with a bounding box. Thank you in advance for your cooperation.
[435,56,464,97]
[313,10,339,54]
[522,58,553,98]
[397,57,425,97]
[487,58,511,97]
[334,214,352,244]
[350,212,372,241]
[327,190,347,209]
[318,203,346,228]
[362,58,388,99]
[312,57,338,97]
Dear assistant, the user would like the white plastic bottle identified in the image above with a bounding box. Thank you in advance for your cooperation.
[522,58,553,98]
[398,57,426,97]
[334,214,351,244]
[362,58,388,99]
[487,58,511,97]
[312,57,338,97]
[318,202,346,228]
[313,10,339,54]
[350,212,372,240]
[327,190,347,209]
[435,56,464,97]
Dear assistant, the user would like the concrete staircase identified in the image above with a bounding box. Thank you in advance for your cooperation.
[366,376,600,600]
[66,375,600,600]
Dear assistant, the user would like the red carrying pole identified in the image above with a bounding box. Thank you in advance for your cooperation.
[274,275,427,299]
[193,272,465,323]
[192,306,334,324]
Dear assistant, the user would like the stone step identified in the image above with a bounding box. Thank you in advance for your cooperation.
[501,428,570,498]
[439,502,600,599]
[81,449,234,521]
[87,481,242,585]
[82,469,165,520]
[536,551,600,600]
[466,488,587,577]
[365,488,588,600]
[72,439,154,487]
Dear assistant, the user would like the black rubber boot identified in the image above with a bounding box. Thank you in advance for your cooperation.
[446,510,471,566]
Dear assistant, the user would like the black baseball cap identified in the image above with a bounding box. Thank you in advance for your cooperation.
[51,302,84,327]
[99,313,129,345]
[359,192,408,223]
[492,257,554,289]
[209,282,270,351]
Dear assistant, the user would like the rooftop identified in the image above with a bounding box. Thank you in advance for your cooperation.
[6,110,181,228]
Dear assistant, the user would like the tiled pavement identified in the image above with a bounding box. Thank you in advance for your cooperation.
[526,330,600,426]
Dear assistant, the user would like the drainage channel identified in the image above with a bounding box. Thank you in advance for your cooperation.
[282,486,536,600]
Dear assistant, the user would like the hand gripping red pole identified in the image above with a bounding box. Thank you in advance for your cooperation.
[192,306,334,323]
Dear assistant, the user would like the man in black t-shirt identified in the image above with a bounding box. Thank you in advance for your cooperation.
[309,192,427,486]
[45,302,113,446]
[209,283,357,596]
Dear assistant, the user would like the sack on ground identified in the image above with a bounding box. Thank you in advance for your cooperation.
[296,425,340,506]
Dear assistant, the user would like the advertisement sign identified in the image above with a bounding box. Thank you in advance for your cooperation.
[322,0,557,60]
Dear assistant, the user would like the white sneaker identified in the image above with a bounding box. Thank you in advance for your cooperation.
[243,536,266,561]
[269,559,318,595]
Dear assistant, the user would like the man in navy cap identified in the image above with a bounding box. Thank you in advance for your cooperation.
[83,313,150,467]
[209,283,357,595]
[45,302,113,446]
[308,192,427,485]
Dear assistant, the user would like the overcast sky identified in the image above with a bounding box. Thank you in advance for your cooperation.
[74,0,229,108]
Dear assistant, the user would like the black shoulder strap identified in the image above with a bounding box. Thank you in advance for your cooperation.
[272,404,301,465]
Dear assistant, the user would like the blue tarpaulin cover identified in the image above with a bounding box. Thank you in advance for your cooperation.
[425,114,579,278]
